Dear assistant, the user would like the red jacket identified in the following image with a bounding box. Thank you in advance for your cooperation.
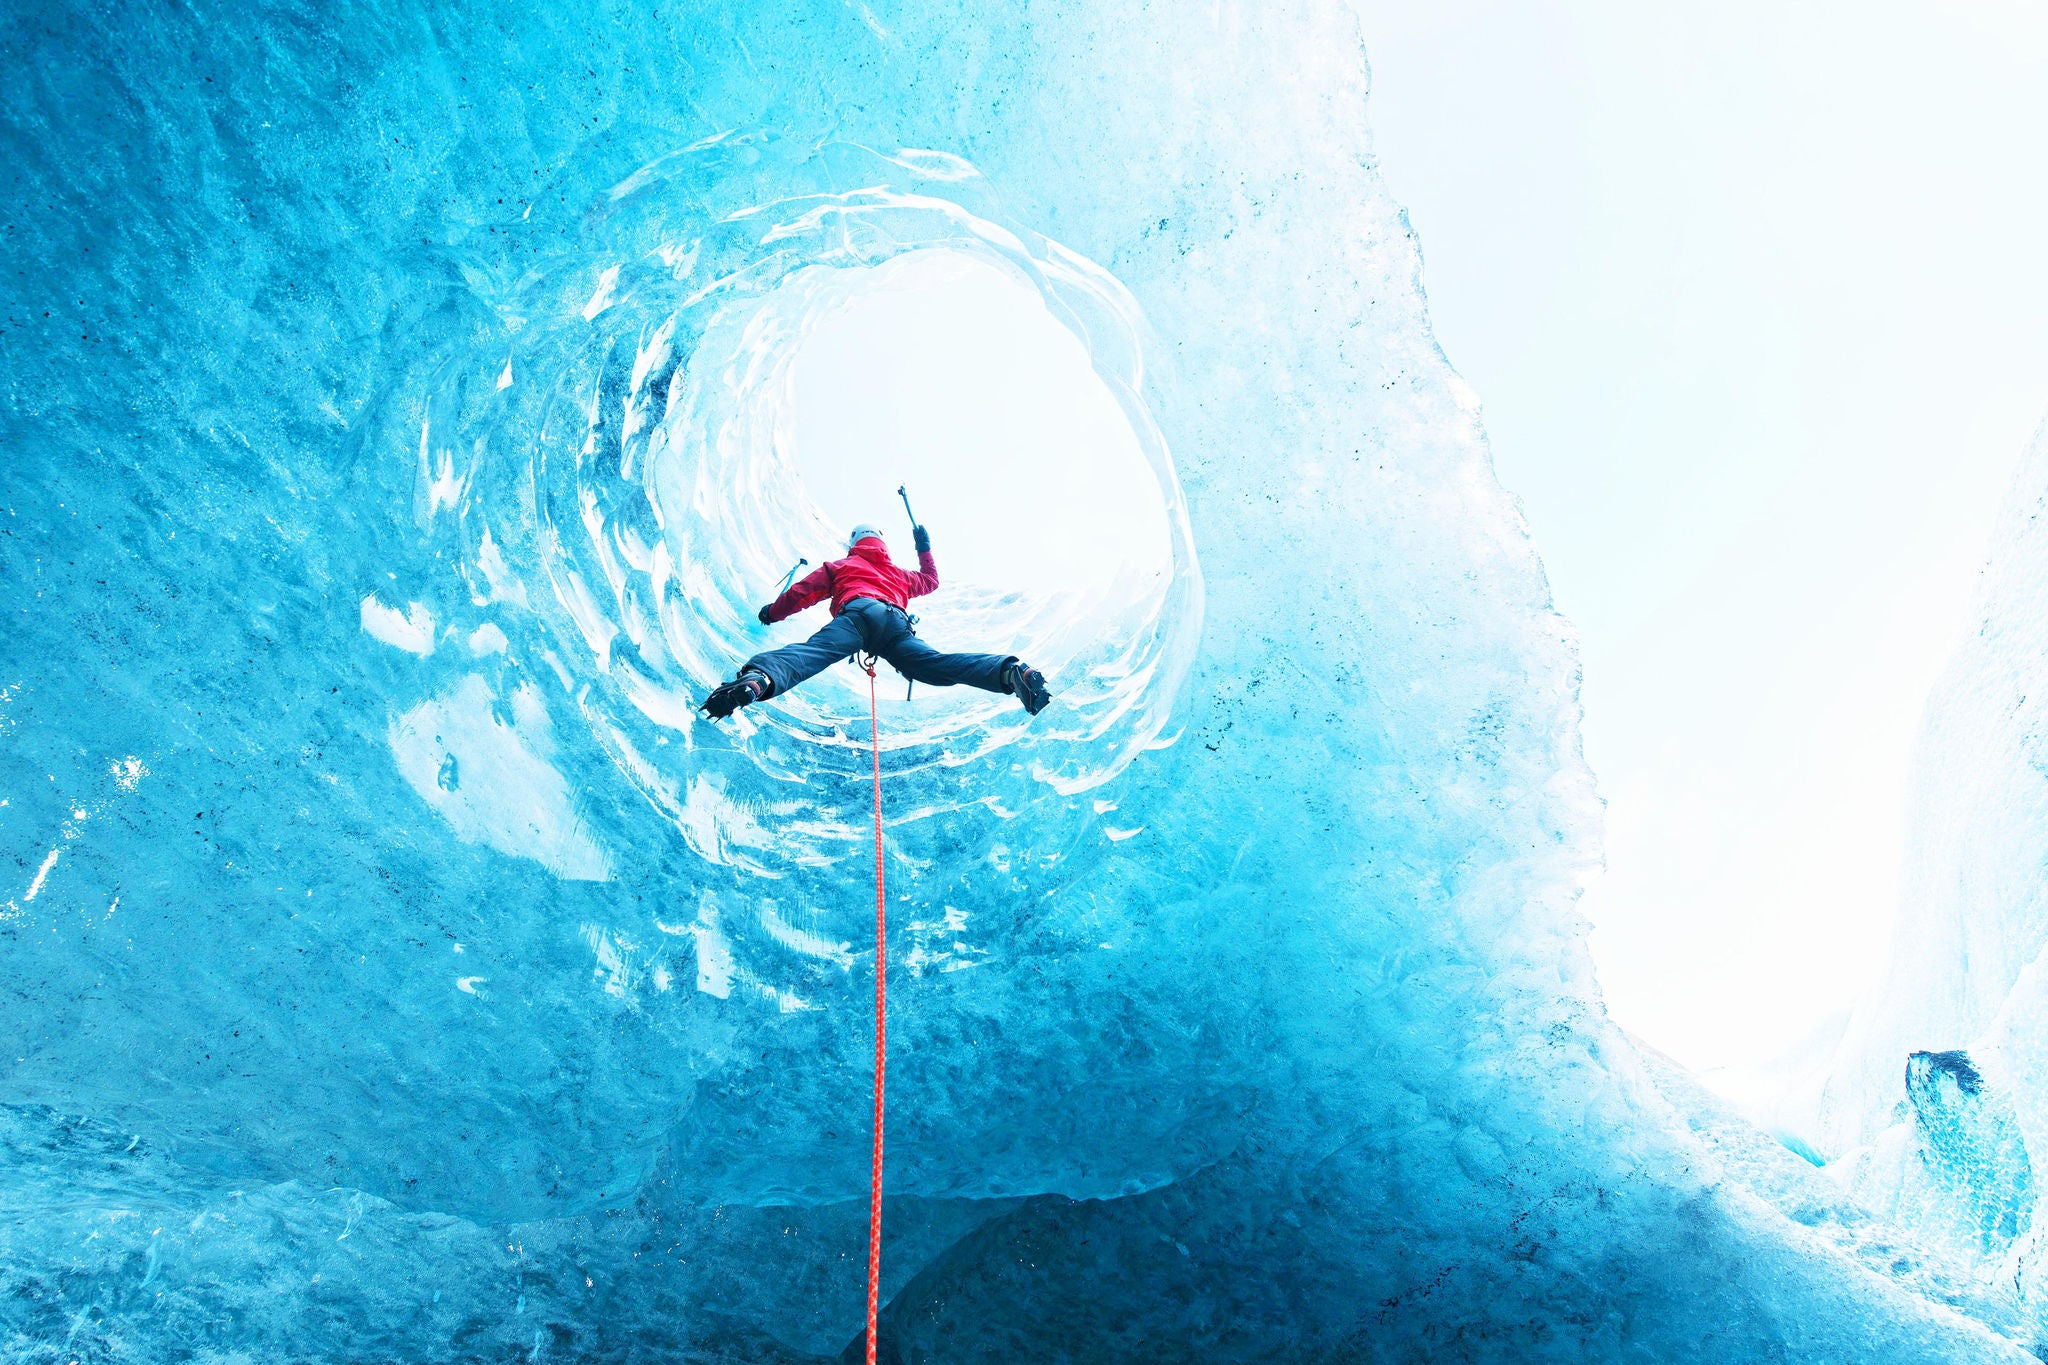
[763,537,939,622]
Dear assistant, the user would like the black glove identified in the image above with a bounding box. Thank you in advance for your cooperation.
[913,525,931,554]
[756,604,773,624]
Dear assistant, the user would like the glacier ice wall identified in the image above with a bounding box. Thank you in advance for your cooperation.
[1825,419,2048,1147]
[1,1,2031,1359]
[1819,419,2048,1341]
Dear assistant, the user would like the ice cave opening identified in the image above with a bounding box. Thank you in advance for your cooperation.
[424,166,1208,876]
[694,243,1184,747]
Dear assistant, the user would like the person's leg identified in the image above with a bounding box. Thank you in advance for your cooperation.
[743,611,866,698]
[881,630,1016,694]
[887,631,1050,712]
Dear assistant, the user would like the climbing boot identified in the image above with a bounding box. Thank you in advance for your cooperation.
[701,667,771,720]
[1004,660,1051,716]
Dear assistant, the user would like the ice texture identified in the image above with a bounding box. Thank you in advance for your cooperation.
[1817,420,2048,1344]
[0,1,2031,1359]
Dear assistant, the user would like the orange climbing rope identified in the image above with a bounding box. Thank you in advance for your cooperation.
[863,661,886,1365]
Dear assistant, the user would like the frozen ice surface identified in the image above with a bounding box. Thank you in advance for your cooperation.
[0,1,2032,1359]
[1825,420,2048,1149]
[1816,420,2048,1346]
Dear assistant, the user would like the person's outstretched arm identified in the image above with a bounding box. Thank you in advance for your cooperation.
[904,525,939,599]
[760,562,834,623]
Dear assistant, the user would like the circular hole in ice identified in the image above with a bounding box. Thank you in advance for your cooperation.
[651,240,1193,779]
[431,164,1199,864]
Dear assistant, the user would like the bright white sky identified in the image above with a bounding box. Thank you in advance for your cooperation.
[1351,0,2048,1071]
[791,251,1167,595]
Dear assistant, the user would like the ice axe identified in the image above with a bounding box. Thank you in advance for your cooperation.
[774,557,808,595]
[894,486,921,703]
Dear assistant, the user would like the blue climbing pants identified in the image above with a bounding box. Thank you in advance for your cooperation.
[744,597,1015,699]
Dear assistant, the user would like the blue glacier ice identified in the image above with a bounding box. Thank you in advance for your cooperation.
[1811,419,2048,1347]
[2,1,2035,1359]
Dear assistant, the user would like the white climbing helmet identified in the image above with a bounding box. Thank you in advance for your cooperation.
[847,523,887,549]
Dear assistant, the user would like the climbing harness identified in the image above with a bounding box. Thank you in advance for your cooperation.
[853,624,917,704]
[863,660,887,1365]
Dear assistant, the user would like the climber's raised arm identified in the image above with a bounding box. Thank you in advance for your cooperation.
[903,524,939,600]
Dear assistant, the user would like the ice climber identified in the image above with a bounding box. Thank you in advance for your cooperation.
[699,522,1054,720]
